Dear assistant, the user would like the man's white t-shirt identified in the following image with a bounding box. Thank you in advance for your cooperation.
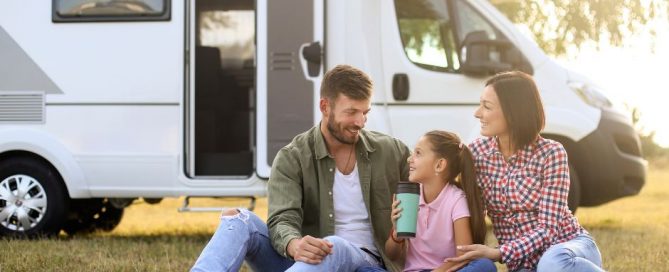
[333,164,379,256]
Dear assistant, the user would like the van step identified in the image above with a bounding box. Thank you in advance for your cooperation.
[177,196,256,213]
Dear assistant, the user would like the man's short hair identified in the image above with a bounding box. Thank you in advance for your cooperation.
[320,65,373,101]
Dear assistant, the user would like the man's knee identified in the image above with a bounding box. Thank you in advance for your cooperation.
[323,235,347,245]
[322,236,356,257]
[219,209,266,233]
[221,208,240,216]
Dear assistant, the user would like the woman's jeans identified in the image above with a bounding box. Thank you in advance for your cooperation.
[534,233,604,272]
[191,209,383,272]
[358,234,602,272]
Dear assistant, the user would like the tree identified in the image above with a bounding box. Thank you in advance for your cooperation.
[490,0,669,55]
[630,107,669,159]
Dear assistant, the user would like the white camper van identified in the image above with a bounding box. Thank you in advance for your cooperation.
[0,0,645,236]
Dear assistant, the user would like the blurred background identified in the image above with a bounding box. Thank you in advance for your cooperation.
[492,0,669,165]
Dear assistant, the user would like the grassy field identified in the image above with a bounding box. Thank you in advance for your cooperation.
[1,168,667,271]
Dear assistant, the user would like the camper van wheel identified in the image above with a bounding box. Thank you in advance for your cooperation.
[0,156,68,237]
[63,198,124,235]
[568,164,581,214]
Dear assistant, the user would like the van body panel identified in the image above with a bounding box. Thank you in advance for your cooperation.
[0,2,183,104]
[534,61,602,141]
[0,127,88,198]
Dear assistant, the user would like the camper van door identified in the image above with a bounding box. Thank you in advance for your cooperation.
[380,0,506,145]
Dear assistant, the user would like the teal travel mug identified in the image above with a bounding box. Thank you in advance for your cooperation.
[396,181,420,238]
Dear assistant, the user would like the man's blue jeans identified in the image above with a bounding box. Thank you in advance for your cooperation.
[191,209,383,272]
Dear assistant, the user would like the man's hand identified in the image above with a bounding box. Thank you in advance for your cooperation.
[287,235,334,264]
[443,244,500,272]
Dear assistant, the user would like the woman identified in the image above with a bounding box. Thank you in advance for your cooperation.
[446,71,604,272]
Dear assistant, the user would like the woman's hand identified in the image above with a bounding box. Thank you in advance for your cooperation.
[443,244,500,272]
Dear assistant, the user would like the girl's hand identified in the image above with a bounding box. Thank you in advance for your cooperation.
[390,194,403,230]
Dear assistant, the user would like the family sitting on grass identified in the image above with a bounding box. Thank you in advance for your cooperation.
[190,65,605,272]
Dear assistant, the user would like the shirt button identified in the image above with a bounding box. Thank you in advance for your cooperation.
[328,191,332,196]
[329,213,333,218]
[329,168,333,172]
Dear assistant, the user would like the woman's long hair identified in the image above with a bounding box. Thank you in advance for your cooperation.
[424,130,486,244]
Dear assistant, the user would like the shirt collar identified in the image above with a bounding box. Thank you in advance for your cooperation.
[313,122,376,160]
[486,136,537,164]
[419,183,451,210]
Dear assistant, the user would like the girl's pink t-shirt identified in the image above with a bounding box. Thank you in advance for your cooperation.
[404,183,470,272]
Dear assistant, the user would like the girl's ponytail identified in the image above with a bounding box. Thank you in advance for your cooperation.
[424,130,487,244]
[458,145,486,244]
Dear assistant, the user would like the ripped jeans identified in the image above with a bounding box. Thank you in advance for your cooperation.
[191,209,383,272]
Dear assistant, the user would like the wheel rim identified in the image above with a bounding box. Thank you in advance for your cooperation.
[0,174,48,232]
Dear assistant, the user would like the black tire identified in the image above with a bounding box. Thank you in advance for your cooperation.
[567,164,581,214]
[63,198,124,235]
[0,156,68,237]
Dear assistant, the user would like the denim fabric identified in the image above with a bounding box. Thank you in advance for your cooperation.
[192,209,384,272]
[286,235,382,272]
[535,234,604,272]
[191,209,293,272]
[355,257,496,272]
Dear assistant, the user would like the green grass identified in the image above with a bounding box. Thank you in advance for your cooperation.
[573,167,669,271]
[1,169,667,271]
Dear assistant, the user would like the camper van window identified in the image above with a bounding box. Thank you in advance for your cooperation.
[53,0,170,22]
[453,1,500,43]
[394,0,461,72]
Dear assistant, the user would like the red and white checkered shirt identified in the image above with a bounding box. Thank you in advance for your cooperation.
[469,136,586,271]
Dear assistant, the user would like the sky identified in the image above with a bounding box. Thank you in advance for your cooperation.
[558,21,669,147]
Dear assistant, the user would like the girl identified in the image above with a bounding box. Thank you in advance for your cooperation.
[385,130,496,272]
[447,71,604,272]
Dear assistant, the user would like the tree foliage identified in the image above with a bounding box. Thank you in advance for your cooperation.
[491,0,669,55]
[630,107,669,159]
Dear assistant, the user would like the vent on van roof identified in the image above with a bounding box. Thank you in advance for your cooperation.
[0,92,45,123]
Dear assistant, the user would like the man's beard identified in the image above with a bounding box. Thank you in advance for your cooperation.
[327,112,360,145]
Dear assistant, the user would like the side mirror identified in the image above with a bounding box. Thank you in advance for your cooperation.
[460,31,533,76]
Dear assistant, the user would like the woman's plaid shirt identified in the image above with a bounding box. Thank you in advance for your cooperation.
[469,136,587,271]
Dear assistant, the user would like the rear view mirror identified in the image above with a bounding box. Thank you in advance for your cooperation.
[460,31,533,76]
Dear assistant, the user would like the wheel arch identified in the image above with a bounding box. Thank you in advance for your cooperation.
[0,128,89,198]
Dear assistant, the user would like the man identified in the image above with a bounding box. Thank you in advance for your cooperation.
[192,65,409,271]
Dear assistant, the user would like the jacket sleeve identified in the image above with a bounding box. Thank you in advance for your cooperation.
[397,139,411,182]
[267,146,304,258]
